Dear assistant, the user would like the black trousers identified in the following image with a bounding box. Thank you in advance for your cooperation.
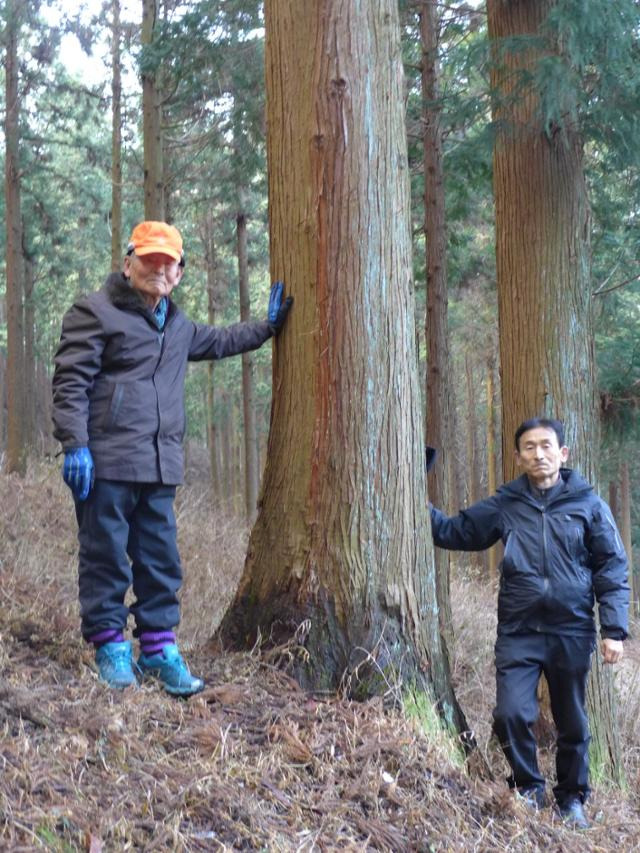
[75,480,182,640]
[492,631,595,805]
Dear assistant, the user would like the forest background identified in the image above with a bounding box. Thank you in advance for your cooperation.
[1,0,640,848]
[1,0,638,553]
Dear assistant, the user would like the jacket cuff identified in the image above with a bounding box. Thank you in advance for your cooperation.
[601,629,627,641]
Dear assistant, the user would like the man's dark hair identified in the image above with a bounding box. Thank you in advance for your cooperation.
[514,417,565,450]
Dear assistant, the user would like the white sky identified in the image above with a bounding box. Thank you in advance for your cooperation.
[41,0,141,87]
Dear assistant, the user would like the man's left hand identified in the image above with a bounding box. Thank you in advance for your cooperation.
[602,637,624,664]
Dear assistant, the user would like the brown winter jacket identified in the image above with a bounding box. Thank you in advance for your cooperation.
[52,273,273,485]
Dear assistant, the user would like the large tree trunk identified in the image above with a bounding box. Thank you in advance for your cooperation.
[420,0,452,646]
[488,0,622,783]
[141,0,164,220]
[4,0,26,475]
[488,0,596,474]
[237,212,260,522]
[111,0,123,270]
[219,1,466,734]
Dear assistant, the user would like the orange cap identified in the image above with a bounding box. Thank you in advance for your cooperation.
[127,221,183,262]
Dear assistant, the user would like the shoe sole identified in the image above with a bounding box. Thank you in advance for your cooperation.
[139,668,204,696]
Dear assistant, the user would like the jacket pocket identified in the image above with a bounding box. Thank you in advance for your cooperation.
[103,383,125,430]
[502,529,523,578]
[88,378,119,434]
[560,513,587,557]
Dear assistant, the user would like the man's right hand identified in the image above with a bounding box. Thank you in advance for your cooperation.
[63,447,95,501]
[602,637,624,664]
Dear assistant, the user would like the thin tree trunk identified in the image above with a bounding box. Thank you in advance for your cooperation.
[420,0,452,646]
[464,353,483,504]
[111,0,123,269]
[37,359,53,452]
[608,479,619,521]
[237,212,260,522]
[221,391,232,505]
[4,0,26,475]
[22,248,36,451]
[486,357,498,581]
[0,346,5,449]
[619,462,634,616]
[142,0,164,219]
[204,218,221,497]
[449,378,466,514]
[488,0,622,783]
[219,0,468,740]
[232,395,243,515]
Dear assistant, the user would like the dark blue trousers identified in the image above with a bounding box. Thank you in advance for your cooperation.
[74,480,182,640]
[492,632,595,806]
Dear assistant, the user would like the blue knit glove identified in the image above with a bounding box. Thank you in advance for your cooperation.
[267,281,293,336]
[63,447,95,501]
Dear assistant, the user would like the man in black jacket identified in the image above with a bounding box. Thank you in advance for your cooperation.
[431,417,628,828]
[52,221,292,696]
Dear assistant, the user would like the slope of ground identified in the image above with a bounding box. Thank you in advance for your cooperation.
[1,463,639,851]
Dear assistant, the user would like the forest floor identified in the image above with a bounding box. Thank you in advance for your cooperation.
[1,460,640,852]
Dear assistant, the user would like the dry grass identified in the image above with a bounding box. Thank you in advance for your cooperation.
[1,462,640,851]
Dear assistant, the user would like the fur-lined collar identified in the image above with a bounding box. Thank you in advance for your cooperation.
[102,272,175,327]
[103,272,150,313]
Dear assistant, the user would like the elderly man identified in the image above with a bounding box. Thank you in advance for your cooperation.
[52,221,292,696]
[430,417,629,828]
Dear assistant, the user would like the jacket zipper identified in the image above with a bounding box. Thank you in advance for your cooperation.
[541,507,550,597]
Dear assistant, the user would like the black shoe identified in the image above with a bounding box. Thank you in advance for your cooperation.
[558,797,589,829]
[517,786,546,811]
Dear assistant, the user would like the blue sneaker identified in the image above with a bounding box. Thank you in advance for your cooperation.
[95,640,137,688]
[137,644,204,696]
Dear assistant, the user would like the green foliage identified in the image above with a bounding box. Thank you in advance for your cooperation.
[545,0,640,165]
[596,284,640,440]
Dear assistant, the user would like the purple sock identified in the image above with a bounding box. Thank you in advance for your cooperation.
[139,631,176,657]
[89,628,125,648]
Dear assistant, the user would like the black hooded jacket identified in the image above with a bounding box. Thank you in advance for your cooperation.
[52,273,273,485]
[431,469,629,639]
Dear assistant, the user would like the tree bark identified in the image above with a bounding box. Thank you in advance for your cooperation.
[4,0,26,475]
[237,212,260,522]
[141,0,164,220]
[488,0,622,783]
[111,0,123,270]
[219,0,467,736]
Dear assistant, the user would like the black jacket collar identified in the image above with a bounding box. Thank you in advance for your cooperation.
[499,468,592,503]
